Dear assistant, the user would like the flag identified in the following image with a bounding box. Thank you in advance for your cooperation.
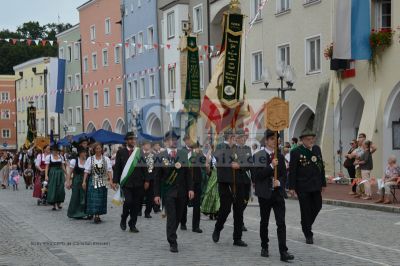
[48,58,66,113]
[200,11,249,133]
[333,0,371,60]
[24,105,37,149]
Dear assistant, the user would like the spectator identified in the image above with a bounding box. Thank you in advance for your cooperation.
[354,140,373,200]
[375,156,400,204]
[344,140,357,195]
[291,137,298,150]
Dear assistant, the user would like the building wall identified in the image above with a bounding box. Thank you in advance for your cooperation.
[57,24,84,138]
[0,75,17,151]
[78,0,125,133]
[122,0,162,137]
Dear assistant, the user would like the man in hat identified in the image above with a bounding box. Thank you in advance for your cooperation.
[154,131,194,253]
[113,132,150,233]
[252,130,294,262]
[180,134,194,231]
[212,129,249,247]
[235,128,252,232]
[140,139,156,219]
[289,129,326,244]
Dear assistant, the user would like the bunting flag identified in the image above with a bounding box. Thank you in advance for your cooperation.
[48,58,66,113]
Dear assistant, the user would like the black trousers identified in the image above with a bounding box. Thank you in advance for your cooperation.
[296,190,322,238]
[144,180,155,215]
[165,195,186,247]
[346,166,357,192]
[180,182,202,229]
[215,182,245,241]
[259,191,288,253]
[122,186,144,228]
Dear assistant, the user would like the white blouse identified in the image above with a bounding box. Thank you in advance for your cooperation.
[35,153,47,168]
[69,158,86,169]
[84,156,112,174]
[45,154,64,165]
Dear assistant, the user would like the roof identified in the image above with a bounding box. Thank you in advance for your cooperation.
[0,75,16,81]
[77,0,96,11]
[13,57,52,72]
[56,23,80,38]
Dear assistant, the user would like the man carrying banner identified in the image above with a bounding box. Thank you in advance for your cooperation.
[154,131,194,253]
[289,129,326,244]
[113,132,150,233]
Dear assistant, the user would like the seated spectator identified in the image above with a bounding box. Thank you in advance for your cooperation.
[375,156,400,204]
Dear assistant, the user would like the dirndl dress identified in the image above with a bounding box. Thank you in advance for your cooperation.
[85,156,108,216]
[46,160,65,204]
[67,159,87,218]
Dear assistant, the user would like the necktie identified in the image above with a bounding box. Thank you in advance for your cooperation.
[128,149,133,156]
[270,152,275,162]
[170,150,177,158]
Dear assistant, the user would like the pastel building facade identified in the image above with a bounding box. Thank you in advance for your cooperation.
[0,75,17,151]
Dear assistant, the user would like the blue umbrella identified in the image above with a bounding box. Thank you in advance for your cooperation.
[90,129,125,144]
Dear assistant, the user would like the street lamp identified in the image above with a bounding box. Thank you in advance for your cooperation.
[260,62,296,142]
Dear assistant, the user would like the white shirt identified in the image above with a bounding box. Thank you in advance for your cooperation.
[45,154,64,165]
[166,148,177,156]
[35,153,47,168]
[69,158,85,169]
[84,156,112,174]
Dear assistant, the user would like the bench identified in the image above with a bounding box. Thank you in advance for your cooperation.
[390,184,400,203]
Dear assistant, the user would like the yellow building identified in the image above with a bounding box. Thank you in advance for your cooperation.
[14,57,60,148]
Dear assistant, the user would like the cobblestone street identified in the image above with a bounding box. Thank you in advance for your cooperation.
[1,188,399,266]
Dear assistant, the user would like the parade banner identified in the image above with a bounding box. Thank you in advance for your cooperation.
[184,36,201,113]
[220,13,244,108]
[24,105,37,148]
[48,58,66,113]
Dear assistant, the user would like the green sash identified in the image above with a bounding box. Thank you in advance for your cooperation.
[297,145,324,172]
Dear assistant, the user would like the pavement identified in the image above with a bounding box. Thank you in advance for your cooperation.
[1,186,400,266]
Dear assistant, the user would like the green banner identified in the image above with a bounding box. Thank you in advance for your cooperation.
[184,36,201,113]
[26,106,37,143]
[220,13,243,108]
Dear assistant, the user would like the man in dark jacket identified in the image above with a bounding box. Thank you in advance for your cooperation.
[289,129,326,244]
[179,134,193,231]
[154,131,194,253]
[113,132,150,233]
[252,130,294,262]
[212,129,251,247]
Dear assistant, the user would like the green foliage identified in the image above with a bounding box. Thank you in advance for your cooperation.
[0,21,72,74]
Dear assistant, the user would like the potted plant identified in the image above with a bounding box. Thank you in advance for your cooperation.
[369,28,395,76]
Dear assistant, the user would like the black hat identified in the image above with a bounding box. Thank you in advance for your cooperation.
[125,131,137,140]
[78,136,89,144]
[50,143,60,151]
[164,130,180,140]
[141,139,152,145]
[152,140,162,146]
[264,129,279,140]
[223,129,234,139]
[236,128,245,136]
[299,129,316,139]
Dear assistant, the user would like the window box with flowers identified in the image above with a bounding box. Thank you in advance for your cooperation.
[325,43,350,71]
[369,28,395,76]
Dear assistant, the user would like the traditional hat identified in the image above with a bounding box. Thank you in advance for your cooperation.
[151,140,162,146]
[235,128,245,136]
[164,130,180,140]
[223,128,234,139]
[140,139,152,145]
[260,129,280,144]
[78,136,89,144]
[299,129,316,139]
[125,131,137,140]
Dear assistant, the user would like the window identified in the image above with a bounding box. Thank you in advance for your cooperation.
[92,53,97,70]
[105,18,111,34]
[90,25,96,41]
[252,0,262,20]
[59,47,65,59]
[140,77,145,98]
[40,76,43,85]
[68,108,73,125]
[116,86,122,104]
[40,95,45,110]
[278,44,290,66]
[130,36,136,57]
[138,32,144,54]
[24,79,27,88]
[74,42,80,60]
[40,118,45,133]
[199,61,204,90]
[1,92,9,102]
[104,89,110,106]
[84,94,90,109]
[168,67,176,92]
[114,46,121,64]
[22,120,25,133]
[133,80,138,100]
[252,51,263,82]
[167,11,175,39]
[277,0,290,13]
[131,3,134,12]
[147,27,154,47]
[76,107,81,124]
[67,45,72,62]
[138,0,141,8]
[50,118,55,132]
[193,5,203,33]
[75,74,81,88]
[125,39,130,59]
[2,129,10,139]
[30,77,33,88]
[1,109,10,119]
[306,36,321,74]
[127,81,133,101]
[93,91,98,108]
[83,56,88,73]
[102,49,109,66]
[67,75,72,90]
[304,0,321,6]
[18,121,21,133]
[375,0,391,29]
[149,75,155,96]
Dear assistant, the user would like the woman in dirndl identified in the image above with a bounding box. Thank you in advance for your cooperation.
[33,145,51,199]
[200,149,220,220]
[82,142,113,224]
[45,144,67,211]
[66,147,88,219]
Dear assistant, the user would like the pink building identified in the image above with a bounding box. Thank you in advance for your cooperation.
[0,75,17,151]
[78,0,126,133]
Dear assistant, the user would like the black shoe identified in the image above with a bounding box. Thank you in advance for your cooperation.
[212,229,220,243]
[192,228,203,233]
[261,248,269,257]
[180,225,187,231]
[306,237,314,244]
[242,225,248,232]
[120,217,127,231]
[233,240,248,247]
[129,227,139,233]
[144,214,152,219]
[170,245,178,253]
[280,251,295,262]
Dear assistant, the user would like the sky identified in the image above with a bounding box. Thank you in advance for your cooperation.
[0,0,87,31]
